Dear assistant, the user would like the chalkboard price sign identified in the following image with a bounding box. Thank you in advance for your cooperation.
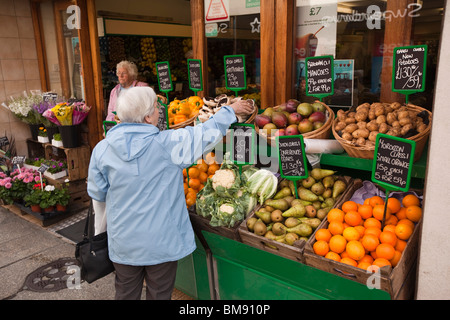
[277,135,308,179]
[156,61,173,93]
[372,133,415,192]
[392,45,428,96]
[224,55,247,93]
[187,59,203,92]
[43,92,58,103]
[38,163,50,174]
[12,156,26,165]
[0,136,9,147]
[305,55,334,100]
[231,123,255,165]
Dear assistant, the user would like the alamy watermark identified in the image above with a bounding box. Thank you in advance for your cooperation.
[66,5,81,30]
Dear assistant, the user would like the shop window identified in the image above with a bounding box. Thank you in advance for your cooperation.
[205,0,261,101]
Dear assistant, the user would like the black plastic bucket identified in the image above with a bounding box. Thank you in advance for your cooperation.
[58,125,81,148]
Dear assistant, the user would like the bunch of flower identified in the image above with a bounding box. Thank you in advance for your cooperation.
[0,168,44,204]
[44,158,67,174]
[43,100,91,126]
[32,100,57,127]
[1,91,43,125]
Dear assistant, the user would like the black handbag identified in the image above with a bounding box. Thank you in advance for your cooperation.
[75,200,114,283]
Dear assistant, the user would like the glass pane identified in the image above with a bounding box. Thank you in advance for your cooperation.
[205,0,261,102]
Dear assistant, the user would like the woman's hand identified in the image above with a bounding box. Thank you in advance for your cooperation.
[230,100,254,118]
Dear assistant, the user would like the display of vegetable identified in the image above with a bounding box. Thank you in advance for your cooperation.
[197,94,256,123]
[246,169,278,204]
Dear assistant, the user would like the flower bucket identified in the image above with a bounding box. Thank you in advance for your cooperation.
[37,136,49,143]
[29,124,41,140]
[58,124,81,148]
[45,126,59,142]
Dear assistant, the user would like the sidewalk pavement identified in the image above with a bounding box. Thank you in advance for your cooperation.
[0,205,192,300]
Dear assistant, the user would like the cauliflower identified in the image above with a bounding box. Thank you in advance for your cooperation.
[211,169,236,190]
[219,203,235,215]
[210,163,241,198]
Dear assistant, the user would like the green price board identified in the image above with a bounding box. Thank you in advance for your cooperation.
[187,59,203,94]
[224,55,247,96]
[305,55,334,101]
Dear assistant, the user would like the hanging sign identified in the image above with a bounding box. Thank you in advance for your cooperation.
[305,55,334,101]
[187,59,203,94]
[372,133,416,228]
[156,61,173,99]
[277,135,308,199]
[392,45,428,103]
[205,0,229,22]
[230,123,255,174]
[224,55,247,96]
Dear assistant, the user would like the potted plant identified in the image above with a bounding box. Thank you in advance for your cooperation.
[54,181,70,212]
[52,133,63,147]
[24,187,46,213]
[43,159,67,180]
[37,126,49,143]
[24,157,44,171]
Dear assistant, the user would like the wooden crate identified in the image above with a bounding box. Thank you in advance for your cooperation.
[44,144,90,181]
[44,176,90,212]
[237,176,355,264]
[303,182,422,299]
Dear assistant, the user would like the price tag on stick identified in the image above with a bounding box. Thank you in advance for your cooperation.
[230,123,255,175]
[372,133,415,227]
[188,59,203,94]
[38,163,50,191]
[224,55,247,96]
[392,45,428,104]
[156,61,173,103]
[305,55,334,102]
[277,135,308,199]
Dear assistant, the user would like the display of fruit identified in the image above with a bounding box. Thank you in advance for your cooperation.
[334,102,430,148]
[245,169,348,246]
[183,152,220,208]
[197,94,256,123]
[312,193,422,271]
[255,99,328,136]
[107,37,127,69]
[168,96,204,126]
[140,37,157,74]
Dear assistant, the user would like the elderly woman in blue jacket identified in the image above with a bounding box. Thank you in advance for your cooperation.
[87,86,254,300]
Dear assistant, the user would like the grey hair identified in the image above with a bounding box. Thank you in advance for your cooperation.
[116,60,138,80]
[116,87,156,123]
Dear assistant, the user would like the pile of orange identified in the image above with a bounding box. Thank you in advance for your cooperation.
[313,194,422,272]
[182,152,220,208]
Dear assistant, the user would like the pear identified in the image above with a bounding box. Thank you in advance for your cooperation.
[302,218,321,229]
[311,182,325,195]
[270,210,283,222]
[275,234,287,243]
[273,186,292,200]
[301,176,316,188]
[286,223,313,237]
[291,199,311,207]
[255,211,272,224]
[283,196,295,205]
[272,222,286,236]
[310,168,336,180]
[322,175,335,189]
[264,205,275,212]
[284,217,301,228]
[264,199,289,211]
[264,230,276,240]
[332,179,347,198]
[278,179,290,189]
[298,187,319,202]
[312,201,322,211]
[305,205,317,218]
[288,180,296,196]
[317,207,331,220]
[282,204,306,218]
[253,220,267,236]
[246,217,258,231]
[321,197,335,208]
[266,222,274,231]
[322,188,332,199]
[285,232,299,246]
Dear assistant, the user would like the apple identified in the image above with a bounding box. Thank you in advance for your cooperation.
[298,119,313,133]
[285,124,299,135]
[308,111,326,123]
[288,112,302,125]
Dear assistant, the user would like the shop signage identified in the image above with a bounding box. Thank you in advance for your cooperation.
[305,55,334,101]
[277,135,308,199]
[230,123,255,171]
[156,61,173,93]
[205,0,229,22]
[43,92,58,103]
[187,59,203,93]
[224,55,247,95]
[392,45,428,103]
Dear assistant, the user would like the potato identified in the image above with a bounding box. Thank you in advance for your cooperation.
[391,120,401,128]
[342,132,353,141]
[376,115,387,125]
[368,109,376,120]
[368,131,379,142]
[355,111,368,122]
[386,128,401,137]
[401,124,414,136]
[384,106,393,114]
[379,123,389,134]
[366,120,379,132]
[357,122,367,130]
[390,102,402,110]
[417,123,428,133]
[375,105,385,117]
[366,140,375,148]
[352,129,370,139]
[386,112,397,125]
[344,117,356,124]
[397,110,409,119]
[335,121,347,131]
[355,137,366,146]
[344,123,358,133]
[399,117,412,126]
[337,109,346,121]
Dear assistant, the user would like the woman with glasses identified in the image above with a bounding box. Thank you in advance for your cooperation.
[105,60,148,122]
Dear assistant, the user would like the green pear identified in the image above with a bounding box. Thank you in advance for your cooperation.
[253,220,267,236]
[246,217,258,231]
[332,179,347,198]
[255,211,272,224]
[291,199,312,207]
[310,168,336,180]
[273,186,292,200]
[286,223,313,237]
[264,199,290,211]
[270,210,283,222]
[285,232,299,245]
[272,222,286,236]
[283,196,295,205]
[317,207,331,220]
[302,218,321,229]
[264,230,276,240]
[322,188,332,199]
[301,176,316,188]
[284,217,301,228]
[298,187,319,202]
[321,197,335,208]
[282,204,306,218]
[311,182,325,195]
[322,175,335,189]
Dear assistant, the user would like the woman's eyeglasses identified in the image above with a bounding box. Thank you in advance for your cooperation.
[116,72,128,76]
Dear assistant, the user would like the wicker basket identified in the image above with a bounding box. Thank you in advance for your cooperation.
[256,100,335,147]
[332,103,432,162]
[169,112,199,129]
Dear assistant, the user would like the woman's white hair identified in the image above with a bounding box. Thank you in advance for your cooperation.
[116,87,157,123]
[116,60,138,80]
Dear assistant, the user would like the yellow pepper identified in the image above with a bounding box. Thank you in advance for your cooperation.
[177,100,192,116]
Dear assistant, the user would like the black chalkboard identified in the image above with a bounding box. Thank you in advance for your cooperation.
[156,102,168,131]
[188,59,203,92]
[0,136,9,148]
[224,55,247,92]
[305,55,334,99]
[372,134,415,192]
[12,156,26,165]
[156,61,173,92]
[277,135,308,179]
[38,163,50,174]
[392,45,427,94]
[43,92,58,103]
[231,123,255,165]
